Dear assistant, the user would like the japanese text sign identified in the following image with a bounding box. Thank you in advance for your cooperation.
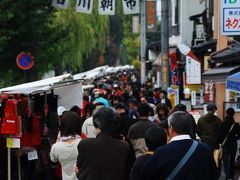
[99,0,115,15]
[221,0,240,35]
[52,0,69,9]
[122,0,140,15]
[76,0,93,14]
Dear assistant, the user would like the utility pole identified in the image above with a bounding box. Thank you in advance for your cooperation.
[161,0,170,89]
[140,0,146,84]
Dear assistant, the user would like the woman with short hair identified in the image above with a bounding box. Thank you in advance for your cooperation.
[50,111,81,180]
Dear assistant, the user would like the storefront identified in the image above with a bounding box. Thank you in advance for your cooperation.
[202,66,240,120]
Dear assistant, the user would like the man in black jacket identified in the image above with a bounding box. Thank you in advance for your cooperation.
[127,104,155,157]
[77,107,134,180]
[141,111,217,180]
[197,103,222,152]
[221,108,240,180]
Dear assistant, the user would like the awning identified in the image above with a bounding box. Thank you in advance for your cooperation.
[202,66,240,82]
[226,71,240,92]
[210,43,240,64]
[192,39,217,54]
[0,74,73,94]
[189,9,207,21]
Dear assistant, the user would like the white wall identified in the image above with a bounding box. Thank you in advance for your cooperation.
[170,0,206,46]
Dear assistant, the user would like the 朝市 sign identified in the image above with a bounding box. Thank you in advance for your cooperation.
[221,0,240,35]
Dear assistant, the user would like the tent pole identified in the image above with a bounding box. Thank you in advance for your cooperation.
[8,148,11,180]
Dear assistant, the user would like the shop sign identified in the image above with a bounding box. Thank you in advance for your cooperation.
[221,0,240,35]
[168,86,179,107]
[204,83,215,103]
[186,56,201,84]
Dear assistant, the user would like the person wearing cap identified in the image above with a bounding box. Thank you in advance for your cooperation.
[58,106,68,117]
[81,102,105,138]
[93,91,109,107]
[197,103,222,152]
[112,84,122,98]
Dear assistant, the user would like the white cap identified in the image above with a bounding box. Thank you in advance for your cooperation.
[57,106,68,116]
[113,84,118,88]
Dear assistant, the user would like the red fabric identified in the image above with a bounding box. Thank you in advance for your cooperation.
[81,100,88,116]
[0,99,21,136]
[55,163,62,178]
[113,90,122,97]
[81,133,87,139]
[21,115,41,147]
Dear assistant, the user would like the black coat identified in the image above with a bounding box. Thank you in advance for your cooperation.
[220,115,240,147]
[141,139,218,180]
[77,133,132,180]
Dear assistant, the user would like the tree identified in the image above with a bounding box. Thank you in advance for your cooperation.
[0,0,109,86]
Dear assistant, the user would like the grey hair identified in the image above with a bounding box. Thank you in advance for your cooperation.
[168,111,192,135]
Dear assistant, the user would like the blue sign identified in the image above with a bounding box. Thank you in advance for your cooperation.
[16,52,34,70]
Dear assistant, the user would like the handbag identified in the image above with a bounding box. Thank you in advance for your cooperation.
[213,149,222,167]
[214,123,236,167]
[167,141,198,180]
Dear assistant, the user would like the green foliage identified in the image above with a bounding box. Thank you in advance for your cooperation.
[52,0,109,71]
[122,15,140,65]
[0,0,109,86]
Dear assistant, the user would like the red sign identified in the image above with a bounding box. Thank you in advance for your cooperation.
[170,50,179,85]
[204,83,215,103]
[16,52,34,70]
[146,1,157,32]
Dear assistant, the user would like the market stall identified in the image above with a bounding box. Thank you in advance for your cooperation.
[0,74,84,180]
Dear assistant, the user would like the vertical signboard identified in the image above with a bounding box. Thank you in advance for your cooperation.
[186,56,201,84]
[146,1,157,32]
[221,0,240,35]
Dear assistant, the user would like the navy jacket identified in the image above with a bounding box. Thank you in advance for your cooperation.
[141,139,217,180]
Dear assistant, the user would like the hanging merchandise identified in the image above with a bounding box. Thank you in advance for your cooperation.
[0,99,21,136]
[99,0,115,15]
[21,115,41,147]
[122,0,140,15]
[76,0,93,14]
[52,0,69,9]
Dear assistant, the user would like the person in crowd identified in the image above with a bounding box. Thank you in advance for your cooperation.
[141,111,217,180]
[115,103,131,137]
[57,106,68,118]
[154,103,169,126]
[220,108,240,180]
[127,103,155,157]
[76,107,132,180]
[128,98,140,121]
[159,90,172,109]
[81,95,90,118]
[171,104,197,140]
[130,126,167,180]
[93,91,109,107]
[112,84,122,98]
[70,105,86,138]
[81,102,105,138]
[197,103,222,178]
[197,103,222,152]
[112,96,122,106]
[50,111,82,180]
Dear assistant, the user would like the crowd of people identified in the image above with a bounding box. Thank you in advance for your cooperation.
[50,70,240,180]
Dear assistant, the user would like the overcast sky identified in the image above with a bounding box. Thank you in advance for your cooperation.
[157,1,161,20]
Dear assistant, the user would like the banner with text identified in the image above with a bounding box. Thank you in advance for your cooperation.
[122,0,140,15]
[99,0,115,15]
[76,0,93,14]
[52,0,69,9]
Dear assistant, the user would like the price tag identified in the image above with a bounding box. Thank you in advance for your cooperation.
[28,150,38,161]
[6,138,20,148]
